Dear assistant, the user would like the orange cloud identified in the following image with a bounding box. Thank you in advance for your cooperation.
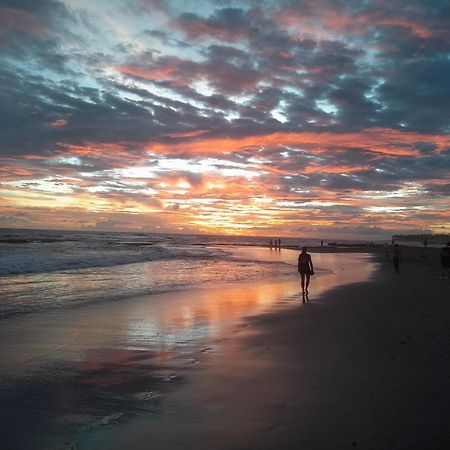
[2,131,448,237]
[149,128,450,157]
[56,142,145,163]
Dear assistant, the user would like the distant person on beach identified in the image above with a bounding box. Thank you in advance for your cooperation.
[423,237,428,247]
[393,244,402,273]
[440,242,450,279]
[278,238,281,250]
[321,240,324,247]
[298,247,314,294]
[269,239,273,250]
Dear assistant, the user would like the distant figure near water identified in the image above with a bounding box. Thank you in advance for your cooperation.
[393,244,402,273]
[298,247,314,296]
[440,242,450,279]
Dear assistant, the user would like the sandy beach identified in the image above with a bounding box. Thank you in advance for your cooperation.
[78,246,450,450]
[2,246,450,450]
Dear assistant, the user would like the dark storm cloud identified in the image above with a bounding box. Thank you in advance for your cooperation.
[0,59,241,156]
[0,0,80,73]
[0,73,159,156]
[0,0,70,35]
[375,57,450,132]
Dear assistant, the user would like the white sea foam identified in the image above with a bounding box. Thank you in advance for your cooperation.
[0,241,227,277]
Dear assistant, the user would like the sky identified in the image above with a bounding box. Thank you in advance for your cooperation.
[1,0,449,239]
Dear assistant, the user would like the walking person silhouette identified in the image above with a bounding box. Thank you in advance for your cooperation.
[440,242,450,279]
[393,243,402,273]
[298,247,314,298]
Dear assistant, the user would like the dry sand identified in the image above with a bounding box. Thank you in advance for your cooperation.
[79,246,450,450]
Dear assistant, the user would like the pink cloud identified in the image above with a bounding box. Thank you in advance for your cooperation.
[50,119,67,127]
[169,15,248,42]
[274,8,438,40]
[0,6,49,40]
[118,64,181,82]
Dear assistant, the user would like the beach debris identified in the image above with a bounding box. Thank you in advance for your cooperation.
[97,412,124,426]
[162,373,178,382]
[199,347,213,353]
[80,412,125,433]
[134,390,161,401]
[65,442,77,450]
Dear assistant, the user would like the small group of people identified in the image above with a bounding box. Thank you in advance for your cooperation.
[392,242,450,277]
[295,241,450,303]
[269,238,282,250]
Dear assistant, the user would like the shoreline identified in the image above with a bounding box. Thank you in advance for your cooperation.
[79,246,450,450]
[0,249,375,450]
[2,247,448,449]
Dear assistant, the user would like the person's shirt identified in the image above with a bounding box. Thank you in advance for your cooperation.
[298,253,311,270]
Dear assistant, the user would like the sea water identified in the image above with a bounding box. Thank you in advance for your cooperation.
[0,229,332,318]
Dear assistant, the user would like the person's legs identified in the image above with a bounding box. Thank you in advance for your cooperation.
[300,273,305,293]
[305,273,311,292]
[393,257,399,272]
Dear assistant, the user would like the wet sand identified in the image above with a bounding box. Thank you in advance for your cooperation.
[79,246,450,450]
[2,247,450,449]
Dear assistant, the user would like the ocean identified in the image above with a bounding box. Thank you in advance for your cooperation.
[0,229,330,318]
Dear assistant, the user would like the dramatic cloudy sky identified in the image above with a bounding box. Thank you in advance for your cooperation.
[1,0,449,238]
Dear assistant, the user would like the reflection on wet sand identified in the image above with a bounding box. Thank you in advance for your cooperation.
[0,249,376,449]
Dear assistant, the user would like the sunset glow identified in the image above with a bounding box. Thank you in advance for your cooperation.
[1,0,449,239]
